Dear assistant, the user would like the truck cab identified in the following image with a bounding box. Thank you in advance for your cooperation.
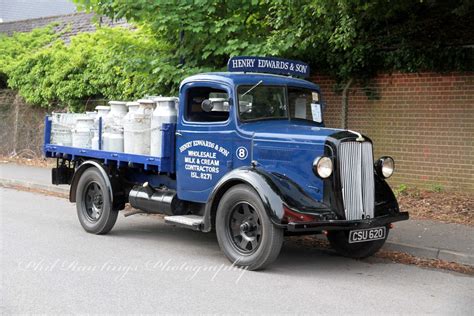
[176,72,328,201]
[45,57,408,270]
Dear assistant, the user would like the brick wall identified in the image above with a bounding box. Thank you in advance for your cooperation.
[312,72,474,192]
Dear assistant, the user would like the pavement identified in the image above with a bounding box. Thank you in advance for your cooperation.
[0,162,69,195]
[1,187,473,314]
[1,162,473,266]
[386,220,473,266]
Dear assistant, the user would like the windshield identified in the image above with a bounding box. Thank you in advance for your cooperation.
[237,85,322,123]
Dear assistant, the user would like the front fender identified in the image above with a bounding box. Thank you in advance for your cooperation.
[202,166,332,232]
[374,173,400,216]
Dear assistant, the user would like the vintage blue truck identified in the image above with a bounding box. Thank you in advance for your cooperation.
[43,56,408,270]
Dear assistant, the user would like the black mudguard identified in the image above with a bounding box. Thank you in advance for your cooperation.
[201,166,333,232]
[373,174,400,217]
[69,161,113,203]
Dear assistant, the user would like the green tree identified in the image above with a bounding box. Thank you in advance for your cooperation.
[74,0,473,81]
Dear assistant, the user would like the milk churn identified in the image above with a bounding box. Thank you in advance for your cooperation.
[123,101,140,153]
[85,111,97,119]
[150,97,178,157]
[51,113,73,146]
[72,117,94,148]
[91,105,110,150]
[129,99,154,155]
[103,101,127,152]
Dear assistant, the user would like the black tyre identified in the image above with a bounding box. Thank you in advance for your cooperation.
[76,167,118,234]
[216,184,284,271]
[327,228,388,259]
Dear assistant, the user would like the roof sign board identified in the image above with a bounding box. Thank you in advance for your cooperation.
[227,56,310,78]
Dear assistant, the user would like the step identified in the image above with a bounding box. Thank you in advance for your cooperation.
[164,215,204,231]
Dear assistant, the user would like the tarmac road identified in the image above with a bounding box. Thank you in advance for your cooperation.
[1,187,473,314]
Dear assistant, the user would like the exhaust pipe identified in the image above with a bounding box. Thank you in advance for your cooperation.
[129,182,178,216]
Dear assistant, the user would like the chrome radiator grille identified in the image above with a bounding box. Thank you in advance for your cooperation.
[338,142,375,220]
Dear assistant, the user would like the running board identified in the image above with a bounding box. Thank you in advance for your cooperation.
[164,215,204,231]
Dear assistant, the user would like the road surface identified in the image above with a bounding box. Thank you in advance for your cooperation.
[1,187,473,314]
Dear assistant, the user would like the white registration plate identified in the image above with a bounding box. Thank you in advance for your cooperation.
[348,227,386,243]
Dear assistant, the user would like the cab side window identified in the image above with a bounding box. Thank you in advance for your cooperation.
[288,87,314,120]
[185,87,229,122]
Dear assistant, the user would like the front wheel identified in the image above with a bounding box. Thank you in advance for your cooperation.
[216,184,284,271]
[327,228,388,259]
[76,167,118,234]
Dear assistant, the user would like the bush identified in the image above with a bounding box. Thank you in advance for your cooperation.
[0,25,60,88]
[2,25,210,111]
[429,183,444,193]
[394,184,408,197]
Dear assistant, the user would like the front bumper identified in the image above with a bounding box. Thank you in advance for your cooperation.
[287,212,409,232]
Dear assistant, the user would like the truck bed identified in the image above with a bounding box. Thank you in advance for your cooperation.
[43,116,176,172]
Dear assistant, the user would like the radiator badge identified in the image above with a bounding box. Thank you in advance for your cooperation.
[348,130,365,142]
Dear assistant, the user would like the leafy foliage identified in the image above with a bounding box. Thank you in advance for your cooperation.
[394,183,409,197]
[429,183,444,193]
[74,0,473,81]
[3,26,206,110]
[0,25,60,88]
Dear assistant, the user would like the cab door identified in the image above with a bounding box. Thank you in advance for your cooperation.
[176,81,235,203]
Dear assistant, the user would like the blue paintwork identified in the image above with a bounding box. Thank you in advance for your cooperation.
[227,56,310,78]
[43,116,52,148]
[181,72,319,91]
[176,79,235,201]
[239,120,341,202]
[44,143,174,171]
[176,72,334,204]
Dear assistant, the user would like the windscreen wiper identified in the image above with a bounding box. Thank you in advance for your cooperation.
[241,80,263,97]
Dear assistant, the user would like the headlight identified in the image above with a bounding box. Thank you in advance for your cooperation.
[376,156,395,178]
[313,156,333,178]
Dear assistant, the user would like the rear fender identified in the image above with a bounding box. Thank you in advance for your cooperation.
[69,161,113,204]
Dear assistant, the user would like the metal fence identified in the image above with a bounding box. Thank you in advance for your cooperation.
[0,89,105,158]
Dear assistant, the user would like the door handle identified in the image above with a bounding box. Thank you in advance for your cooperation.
[175,132,183,137]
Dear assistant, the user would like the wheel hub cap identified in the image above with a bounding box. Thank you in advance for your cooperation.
[240,222,251,232]
[228,202,262,254]
[84,182,103,222]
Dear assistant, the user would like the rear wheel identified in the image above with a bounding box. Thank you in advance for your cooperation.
[216,184,284,271]
[327,228,388,259]
[76,167,118,234]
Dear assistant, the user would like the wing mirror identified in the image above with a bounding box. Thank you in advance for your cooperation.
[201,99,214,112]
[201,98,230,112]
